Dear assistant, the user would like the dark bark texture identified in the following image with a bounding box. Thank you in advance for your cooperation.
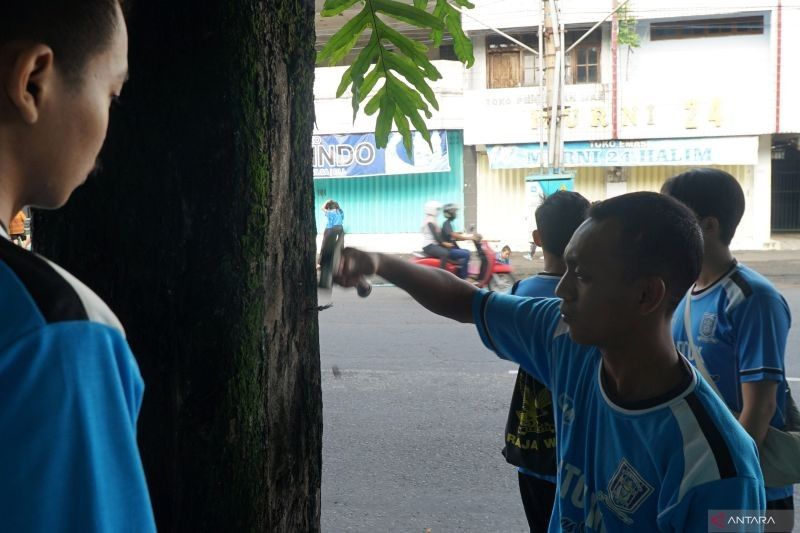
[34,1,321,530]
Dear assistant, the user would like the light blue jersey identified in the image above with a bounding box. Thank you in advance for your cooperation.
[0,231,155,532]
[672,262,792,501]
[474,291,765,532]
[514,272,561,299]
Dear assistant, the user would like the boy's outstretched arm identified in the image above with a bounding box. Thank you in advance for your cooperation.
[335,248,478,323]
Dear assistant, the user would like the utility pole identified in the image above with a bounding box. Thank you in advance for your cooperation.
[542,0,563,170]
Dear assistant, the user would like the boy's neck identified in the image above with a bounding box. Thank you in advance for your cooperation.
[541,250,566,276]
[696,243,735,290]
[600,324,685,404]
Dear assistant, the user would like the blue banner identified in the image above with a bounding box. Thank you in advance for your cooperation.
[313,131,450,178]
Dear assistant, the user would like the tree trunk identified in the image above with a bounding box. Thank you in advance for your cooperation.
[34,1,321,530]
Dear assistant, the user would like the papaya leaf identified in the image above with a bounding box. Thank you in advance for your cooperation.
[377,20,441,80]
[372,0,444,30]
[321,0,363,17]
[357,65,383,103]
[320,0,475,149]
[335,65,353,98]
[317,8,371,66]
[364,86,385,116]
[375,93,396,147]
[394,108,413,154]
[389,78,432,144]
[444,4,474,67]
[382,51,439,110]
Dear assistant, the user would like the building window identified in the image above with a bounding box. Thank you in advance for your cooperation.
[651,16,764,41]
[486,33,540,89]
[438,44,458,61]
[565,27,601,84]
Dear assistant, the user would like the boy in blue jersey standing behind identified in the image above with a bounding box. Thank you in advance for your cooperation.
[663,169,794,520]
[504,190,590,532]
[335,192,766,532]
[0,2,155,531]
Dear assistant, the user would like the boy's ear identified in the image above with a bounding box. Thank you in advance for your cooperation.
[533,229,542,247]
[699,216,721,238]
[638,275,667,316]
[5,44,55,124]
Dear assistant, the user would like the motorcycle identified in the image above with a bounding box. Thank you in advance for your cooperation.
[411,237,515,292]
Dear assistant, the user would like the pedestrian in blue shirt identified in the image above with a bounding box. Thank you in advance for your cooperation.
[0,3,155,531]
[322,199,344,240]
[663,168,794,520]
[505,190,590,532]
[335,192,765,532]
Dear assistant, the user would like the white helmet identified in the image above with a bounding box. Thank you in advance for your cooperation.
[424,200,443,216]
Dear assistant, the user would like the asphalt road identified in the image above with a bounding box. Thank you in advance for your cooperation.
[319,283,800,532]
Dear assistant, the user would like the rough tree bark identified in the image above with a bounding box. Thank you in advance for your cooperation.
[34,1,321,530]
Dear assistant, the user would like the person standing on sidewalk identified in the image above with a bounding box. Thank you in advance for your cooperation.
[504,190,589,532]
[0,2,155,531]
[663,169,794,519]
[335,192,765,531]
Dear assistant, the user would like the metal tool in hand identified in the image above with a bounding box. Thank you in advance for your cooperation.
[318,231,371,297]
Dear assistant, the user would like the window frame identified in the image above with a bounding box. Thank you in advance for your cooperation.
[486,32,540,89]
[650,16,764,41]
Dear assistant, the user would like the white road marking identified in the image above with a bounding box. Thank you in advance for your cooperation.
[788,377,800,382]
[508,370,518,375]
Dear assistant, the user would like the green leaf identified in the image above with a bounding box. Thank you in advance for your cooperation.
[349,33,379,89]
[375,94,396,148]
[376,20,440,80]
[364,86,385,115]
[431,0,447,47]
[451,0,474,8]
[413,0,428,8]
[389,78,432,140]
[382,51,440,110]
[321,0,363,17]
[394,108,413,154]
[357,65,383,103]
[444,5,474,67]
[317,8,370,66]
[371,0,444,30]
[336,65,354,98]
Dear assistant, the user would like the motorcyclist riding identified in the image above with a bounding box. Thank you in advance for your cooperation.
[420,201,468,279]
[440,203,480,279]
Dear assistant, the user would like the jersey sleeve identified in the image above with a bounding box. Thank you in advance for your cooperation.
[472,290,563,387]
[658,476,765,532]
[732,293,790,384]
[0,322,155,532]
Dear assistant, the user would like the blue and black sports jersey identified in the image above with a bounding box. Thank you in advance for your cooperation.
[505,274,561,482]
[474,291,765,532]
[672,261,792,500]
[0,228,155,532]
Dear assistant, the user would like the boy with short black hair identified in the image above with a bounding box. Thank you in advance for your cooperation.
[336,192,766,531]
[663,168,794,515]
[505,190,590,532]
[0,1,155,530]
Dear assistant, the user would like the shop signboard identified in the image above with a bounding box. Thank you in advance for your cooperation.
[487,137,758,170]
[313,130,450,178]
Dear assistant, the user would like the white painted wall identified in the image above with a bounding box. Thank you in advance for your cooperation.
[618,17,773,139]
[779,6,800,133]
[313,60,467,135]
[464,0,778,30]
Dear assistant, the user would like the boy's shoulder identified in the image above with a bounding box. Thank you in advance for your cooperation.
[0,237,124,348]
[721,263,787,313]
